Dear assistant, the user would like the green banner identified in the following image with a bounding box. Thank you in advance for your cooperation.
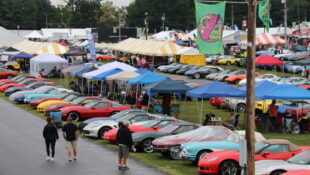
[195,1,226,54]
[137,27,144,38]
[258,0,271,32]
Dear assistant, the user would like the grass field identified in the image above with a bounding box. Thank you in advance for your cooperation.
[1,64,309,175]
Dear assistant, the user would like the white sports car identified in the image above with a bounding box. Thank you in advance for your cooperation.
[255,149,310,175]
[83,113,167,138]
[238,74,278,86]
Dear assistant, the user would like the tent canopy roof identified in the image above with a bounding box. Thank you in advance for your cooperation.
[24,30,47,39]
[30,53,68,63]
[186,81,246,98]
[240,33,288,45]
[70,65,91,76]
[11,52,33,59]
[128,71,167,85]
[35,42,69,56]
[143,79,191,93]
[106,70,140,81]
[0,26,24,48]
[92,68,123,81]
[63,46,87,56]
[260,84,310,100]
[239,80,279,99]
[135,68,149,74]
[255,55,284,65]
[77,66,97,78]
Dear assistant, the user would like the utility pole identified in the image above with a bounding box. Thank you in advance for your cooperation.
[161,13,166,31]
[282,0,287,41]
[245,0,257,174]
[231,4,234,28]
[118,9,122,41]
[45,14,48,28]
[144,12,148,40]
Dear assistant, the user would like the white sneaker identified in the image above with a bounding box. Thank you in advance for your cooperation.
[46,157,51,161]
[50,158,54,161]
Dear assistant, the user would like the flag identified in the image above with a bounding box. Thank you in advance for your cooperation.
[195,1,226,54]
[258,0,271,32]
[85,29,96,63]
[269,18,273,26]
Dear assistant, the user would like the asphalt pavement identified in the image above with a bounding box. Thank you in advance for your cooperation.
[157,72,211,85]
[0,98,168,175]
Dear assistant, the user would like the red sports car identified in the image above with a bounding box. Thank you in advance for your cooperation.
[282,170,310,175]
[44,96,100,116]
[198,139,310,175]
[0,68,18,79]
[30,93,72,109]
[209,97,222,108]
[300,85,310,90]
[103,118,180,142]
[0,79,53,92]
[60,100,131,121]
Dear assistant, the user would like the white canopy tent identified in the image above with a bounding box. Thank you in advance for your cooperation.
[24,30,47,39]
[82,61,137,79]
[30,54,68,77]
[106,70,140,81]
[177,47,200,55]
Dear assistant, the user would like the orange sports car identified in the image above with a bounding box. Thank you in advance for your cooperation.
[96,54,114,61]
[225,72,262,84]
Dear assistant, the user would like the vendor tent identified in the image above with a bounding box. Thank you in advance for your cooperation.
[70,65,91,76]
[0,26,24,48]
[61,64,84,77]
[128,71,167,85]
[239,80,278,99]
[186,81,246,98]
[240,33,288,45]
[63,47,87,56]
[82,61,137,79]
[143,78,191,93]
[152,41,184,56]
[255,55,284,65]
[260,84,310,100]
[106,70,140,81]
[92,68,123,81]
[76,66,97,78]
[295,58,310,65]
[30,54,68,77]
[35,42,69,56]
[24,30,47,39]
[135,68,149,74]
[11,52,32,59]
[12,40,50,55]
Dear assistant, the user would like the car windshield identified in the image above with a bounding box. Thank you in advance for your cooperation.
[19,79,28,84]
[142,120,160,128]
[286,150,310,164]
[110,111,131,119]
[255,141,269,154]
[84,101,97,108]
[63,95,77,101]
[57,93,68,98]
[226,132,240,142]
[159,125,179,133]
[71,97,85,104]
[115,113,137,122]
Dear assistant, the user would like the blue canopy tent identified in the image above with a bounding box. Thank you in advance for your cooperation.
[128,71,167,85]
[11,52,32,59]
[70,65,91,76]
[92,68,123,81]
[135,68,149,75]
[186,81,246,123]
[143,78,191,93]
[239,80,279,99]
[260,84,310,100]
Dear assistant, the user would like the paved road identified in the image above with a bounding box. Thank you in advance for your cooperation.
[157,72,211,85]
[0,98,168,175]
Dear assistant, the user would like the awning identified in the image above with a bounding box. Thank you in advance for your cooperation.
[240,33,288,45]
[128,71,167,85]
[143,78,191,93]
[92,68,123,81]
[11,52,33,59]
[106,70,140,81]
[12,40,50,55]
[255,55,284,65]
[35,42,69,56]
[62,64,84,77]
[70,65,91,76]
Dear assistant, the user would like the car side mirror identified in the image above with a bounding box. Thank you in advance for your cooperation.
[262,152,270,157]
[153,126,159,130]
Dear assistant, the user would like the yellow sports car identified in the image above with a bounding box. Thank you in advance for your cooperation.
[4,61,20,71]
[255,100,282,113]
[216,56,240,65]
[37,94,79,112]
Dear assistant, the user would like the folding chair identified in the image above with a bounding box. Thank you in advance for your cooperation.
[282,117,300,134]
[153,104,163,114]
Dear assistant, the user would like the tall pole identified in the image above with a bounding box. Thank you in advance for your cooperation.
[118,9,122,42]
[45,14,48,28]
[282,0,287,41]
[144,12,148,40]
[245,0,257,175]
[231,4,234,28]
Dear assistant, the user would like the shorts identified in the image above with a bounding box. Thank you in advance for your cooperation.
[65,140,77,152]
[118,145,129,159]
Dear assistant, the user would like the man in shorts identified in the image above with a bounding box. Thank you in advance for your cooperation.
[116,121,134,170]
[62,118,79,161]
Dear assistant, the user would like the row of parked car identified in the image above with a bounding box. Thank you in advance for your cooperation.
[1,75,309,175]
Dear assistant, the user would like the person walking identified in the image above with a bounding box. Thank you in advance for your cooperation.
[116,121,134,170]
[43,117,59,161]
[62,118,79,161]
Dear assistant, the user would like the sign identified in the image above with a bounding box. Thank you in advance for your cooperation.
[242,20,247,27]
[195,1,226,54]
[137,28,144,38]
[85,29,96,63]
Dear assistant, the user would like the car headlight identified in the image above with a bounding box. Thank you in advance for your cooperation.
[206,157,218,162]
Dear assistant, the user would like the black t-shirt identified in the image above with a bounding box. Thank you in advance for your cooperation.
[62,123,78,141]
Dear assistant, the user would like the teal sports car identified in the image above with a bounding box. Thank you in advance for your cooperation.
[23,88,74,103]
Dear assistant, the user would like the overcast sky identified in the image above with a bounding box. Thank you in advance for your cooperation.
[50,0,133,7]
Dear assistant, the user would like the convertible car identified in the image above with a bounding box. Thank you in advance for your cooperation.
[77,109,146,131]
[133,124,199,153]
[44,96,100,116]
[83,112,165,138]
[103,118,183,142]
[255,150,310,175]
[197,139,310,175]
[0,68,18,79]
[36,94,80,112]
[59,100,131,121]
[152,126,234,160]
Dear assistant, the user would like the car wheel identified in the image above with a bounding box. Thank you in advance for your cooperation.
[98,126,112,139]
[219,160,240,175]
[68,111,80,122]
[195,150,212,165]
[141,138,154,153]
[235,79,241,85]
[270,170,286,175]
[236,103,246,112]
[226,61,231,66]
[6,74,14,79]
[194,73,201,79]
[168,146,181,160]
[110,111,119,116]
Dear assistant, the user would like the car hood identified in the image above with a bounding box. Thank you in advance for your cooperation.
[129,125,154,132]
[132,130,168,141]
[255,160,289,174]
[84,120,117,130]
[61,105,86,112]
[187,70,199,74]
[9,90,35,100]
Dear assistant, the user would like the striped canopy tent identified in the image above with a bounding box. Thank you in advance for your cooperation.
[12,40,50,55]
[96,42,115,50]
[35,42,69,56]
[106,70,140,81]
[240,33,288,45]
[152,41,184,56]
[61,64,84,77]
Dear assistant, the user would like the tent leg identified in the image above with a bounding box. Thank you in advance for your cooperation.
[147,93,151,112]
[182,96,187,120]
[100,80,103,97]
[200,99,204,125]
